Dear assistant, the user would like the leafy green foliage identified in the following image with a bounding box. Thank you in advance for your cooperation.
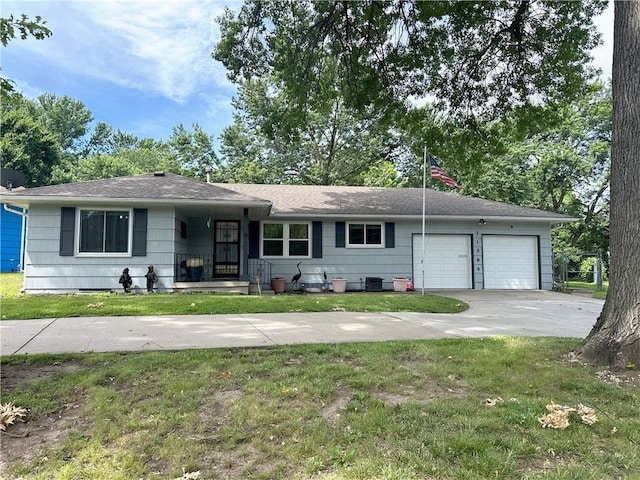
[167,123,219,180]
[214,1,606,122]
[217,78,404,185]
[25,93,94,152]
[0,97,62,186]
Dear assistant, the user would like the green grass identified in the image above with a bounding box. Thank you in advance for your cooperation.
[0,273,466,320]
[0,271,23,296]
[2,338,638,479]
[565,280,608,300]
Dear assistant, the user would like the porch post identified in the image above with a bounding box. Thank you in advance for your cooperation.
[240,208,250,281]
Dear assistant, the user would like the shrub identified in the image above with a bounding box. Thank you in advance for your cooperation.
[579,257,596,282]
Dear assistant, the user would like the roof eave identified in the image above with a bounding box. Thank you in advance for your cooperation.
[1,195,271,206]
[268,212,577,222]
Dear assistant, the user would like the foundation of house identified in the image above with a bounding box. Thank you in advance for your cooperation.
[172,280,251,295]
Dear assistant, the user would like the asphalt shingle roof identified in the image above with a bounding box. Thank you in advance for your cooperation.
[1,172,572,221]
[1,173,266,204]
[215,183,571,220]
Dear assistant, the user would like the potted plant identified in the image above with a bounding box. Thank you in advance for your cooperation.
[331,277,347,293]
[270,277,286,293]
[393,277,410,292]
[186,256,204,282]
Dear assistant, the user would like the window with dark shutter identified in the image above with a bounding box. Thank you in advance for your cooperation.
[59,207,75,256]
[312,221,322,258]
[132,208,147,256]
[385,222,395,248]
[335,222,345,248]
[248,221,260,259]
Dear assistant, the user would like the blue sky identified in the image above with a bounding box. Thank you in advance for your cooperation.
[2,1,614,149]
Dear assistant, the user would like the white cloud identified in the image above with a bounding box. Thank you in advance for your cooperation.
[4,0,240,102]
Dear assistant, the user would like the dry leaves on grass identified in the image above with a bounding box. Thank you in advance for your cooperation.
[0,402,28,431]
[538,403,598,429]
[87,302,104,308]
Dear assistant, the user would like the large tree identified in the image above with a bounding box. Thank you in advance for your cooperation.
[215,0,640,367]
[26,93,94,153]
[167,123,219,180]
[214,1,604,121]
[579,1,640,367]
[218,78,402,185]
[0,94,61,186]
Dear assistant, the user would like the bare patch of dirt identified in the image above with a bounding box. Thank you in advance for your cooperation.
[594,368,640,387]
[0,389,89,474]
[195,389,244,433]
[320,386,353,426]
[1,361,89,474]
[1,361,83,392]
[563,352,640,387]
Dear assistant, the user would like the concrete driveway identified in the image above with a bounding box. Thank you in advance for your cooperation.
[0,290,603,355]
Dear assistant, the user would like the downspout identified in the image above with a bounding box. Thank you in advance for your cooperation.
[3,203,27,272]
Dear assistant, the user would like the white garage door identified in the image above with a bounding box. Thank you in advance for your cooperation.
[413,234,472,289]
[483,236,539,289]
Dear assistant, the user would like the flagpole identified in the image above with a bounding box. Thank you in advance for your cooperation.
[422,146,427,296]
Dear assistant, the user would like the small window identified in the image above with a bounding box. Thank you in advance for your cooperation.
[347,223,384,248]
[78,209,131,255]
[261,222,310,258]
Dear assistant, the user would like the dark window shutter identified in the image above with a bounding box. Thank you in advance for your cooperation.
[132,208,147,256]
[249,221,260,258]
[335,221,345,248]
[312,221,323,258]
[59,207,75,256]
[385,222,395,248]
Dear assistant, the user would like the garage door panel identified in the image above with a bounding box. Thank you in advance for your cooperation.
[413,235,472,289]
[483,236,538,289]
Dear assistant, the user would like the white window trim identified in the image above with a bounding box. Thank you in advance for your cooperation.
[260,221,312,259]
[76,207,133,257]
[346,222,385,248]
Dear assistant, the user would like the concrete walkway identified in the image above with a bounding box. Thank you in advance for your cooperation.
[0,290,604,355]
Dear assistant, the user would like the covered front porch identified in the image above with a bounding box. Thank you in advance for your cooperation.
[171,203,273,294]
[173,252,273,294]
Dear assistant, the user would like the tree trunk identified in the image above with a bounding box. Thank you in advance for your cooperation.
[579,0,640,368]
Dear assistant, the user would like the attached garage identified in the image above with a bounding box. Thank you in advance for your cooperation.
[413,234,472,289]
[483,235,539,289]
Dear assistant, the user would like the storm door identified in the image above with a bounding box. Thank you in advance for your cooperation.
[213,221,240,278]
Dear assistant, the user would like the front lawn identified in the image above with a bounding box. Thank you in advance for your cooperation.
[1,339,638,479]
[0,273,466,320]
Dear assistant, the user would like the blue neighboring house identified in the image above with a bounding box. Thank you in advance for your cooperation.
[1,187,27,272]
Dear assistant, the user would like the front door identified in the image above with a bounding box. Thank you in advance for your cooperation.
[213,221,240,278]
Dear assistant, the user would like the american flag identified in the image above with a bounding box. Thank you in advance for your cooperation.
[430,155,460,189]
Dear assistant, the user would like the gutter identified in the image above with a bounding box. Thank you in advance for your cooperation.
[0,195,272,207]
[269,213,579,223]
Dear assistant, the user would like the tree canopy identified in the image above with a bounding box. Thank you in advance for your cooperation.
[217,78,405,185]
[214,0,606,121]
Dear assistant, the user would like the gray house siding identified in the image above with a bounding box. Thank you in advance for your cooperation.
[23,204,177,293]
[262,218,554,291]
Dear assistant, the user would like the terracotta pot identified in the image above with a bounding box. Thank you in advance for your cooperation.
[271,277,286,293]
